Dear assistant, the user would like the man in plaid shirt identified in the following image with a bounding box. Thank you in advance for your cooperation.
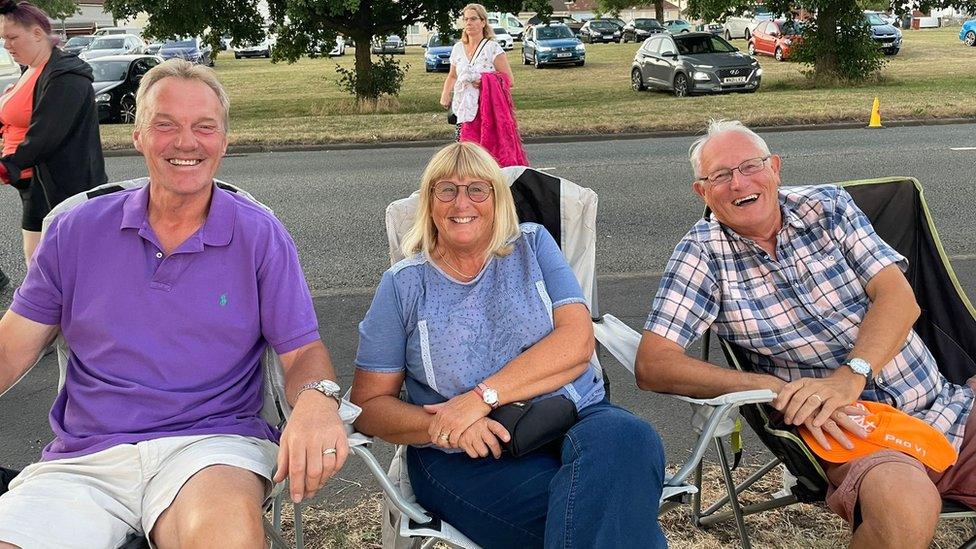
[637,120,975,547]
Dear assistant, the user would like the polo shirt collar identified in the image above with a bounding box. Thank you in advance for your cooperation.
[120,181,236,248]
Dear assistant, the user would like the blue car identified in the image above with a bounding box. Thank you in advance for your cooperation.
[961,19,976,47]
[423,33,456,72]
[158,37,213,66]
[522,23,585,69]
[864,12,902,55]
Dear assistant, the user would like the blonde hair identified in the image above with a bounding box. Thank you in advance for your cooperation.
[459,3,496,44]
[401,142,520,260]
[134,58,230,131]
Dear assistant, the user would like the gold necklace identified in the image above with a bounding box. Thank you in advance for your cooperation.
[438,250,481,280]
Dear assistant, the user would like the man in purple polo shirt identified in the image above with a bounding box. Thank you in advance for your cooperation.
[0,59,348,548]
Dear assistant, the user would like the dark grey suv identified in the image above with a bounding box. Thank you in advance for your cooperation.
[630,32,761,97]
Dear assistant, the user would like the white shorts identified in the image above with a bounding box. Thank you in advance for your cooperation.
[0,434,278,549]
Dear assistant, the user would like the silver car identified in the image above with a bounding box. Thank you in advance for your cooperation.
[79,34,144,61]
[631,32,761,97]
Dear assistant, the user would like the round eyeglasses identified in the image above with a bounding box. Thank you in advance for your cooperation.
[697,156,771,186]
[431,181,493,203]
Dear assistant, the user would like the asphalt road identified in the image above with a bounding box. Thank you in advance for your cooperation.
[2,123,976,509]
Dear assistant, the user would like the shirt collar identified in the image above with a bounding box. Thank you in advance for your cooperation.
[120,181,236,248]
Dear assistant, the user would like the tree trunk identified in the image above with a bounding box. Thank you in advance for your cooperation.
[351,30,375,105]
[813,8,840,81]
[655,0,664,21]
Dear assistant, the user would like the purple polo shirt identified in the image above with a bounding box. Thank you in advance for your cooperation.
[12,180,321,461]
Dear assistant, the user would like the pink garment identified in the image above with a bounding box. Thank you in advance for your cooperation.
[459,72,529,167]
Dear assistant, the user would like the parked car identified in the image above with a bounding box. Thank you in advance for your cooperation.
[621,18,666,43]
[579,19,622,43]
[144,42,162,55]
[328,36,347,57]
[63,34,95,55]
[234,35,275,58]
[158,37,213,66]
[631,32,761,96]
[487,12,525,41]
[522,23,585,68]
[527,15,584,35]
[423,33,456,72]
[724,8,774,40]
[94,26,142,38]
[493,26,514,50]
[748,19,802,61]
[371,35,405,54]
[605,18,626,30]
[88,54,161,123]
[78,34,144,60]
[864,10,899,26]
[696,22,725,35]
[0,47,20,93]
[960,19,976,46]
[864,11,902,55]
[665,19,694,33]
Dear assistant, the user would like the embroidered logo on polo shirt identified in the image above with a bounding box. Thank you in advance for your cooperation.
[219,294,228,307]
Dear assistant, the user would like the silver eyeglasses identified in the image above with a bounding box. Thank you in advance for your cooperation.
[697,156,771,186]
[432,181,493,203]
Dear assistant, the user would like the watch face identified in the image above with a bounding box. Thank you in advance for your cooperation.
[317,379,341,393]
[847,358,871,375]
[483,388,498,404]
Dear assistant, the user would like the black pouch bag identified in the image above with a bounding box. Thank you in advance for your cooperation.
[447,111,458,125]
[488,395,579,457]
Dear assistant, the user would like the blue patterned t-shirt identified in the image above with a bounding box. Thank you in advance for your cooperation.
[356,223,605,414]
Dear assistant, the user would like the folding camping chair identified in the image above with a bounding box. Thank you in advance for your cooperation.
[595,177,976,549]
[349,166,751,548]
[35,178,367,549]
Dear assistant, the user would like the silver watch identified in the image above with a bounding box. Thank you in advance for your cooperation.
[844,358,872,381]
[298,379,342,408]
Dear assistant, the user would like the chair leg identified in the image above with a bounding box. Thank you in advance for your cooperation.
[264,516,290,549]
[715,438,751,549]
[272,491,284,532]
[294,502,304,549]
[691,459,705,524]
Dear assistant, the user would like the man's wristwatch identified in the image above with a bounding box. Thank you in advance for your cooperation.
[473,382,500,409]
[298,379,342,409]
[843,358,873,381]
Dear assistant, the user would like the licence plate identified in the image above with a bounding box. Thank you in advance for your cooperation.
[722,76,748,84]
[556,52,572,57]
[603,35,614,39]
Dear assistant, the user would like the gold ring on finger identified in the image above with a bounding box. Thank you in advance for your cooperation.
[439,433,450,441]
[322,448,337,456]
[811,394,823,403]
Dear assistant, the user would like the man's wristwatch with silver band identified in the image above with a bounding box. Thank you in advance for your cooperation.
[843,358,873,381]
[298,379,343,408]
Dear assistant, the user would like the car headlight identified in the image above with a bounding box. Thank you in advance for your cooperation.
[693,71,710,81]
[538,46,552,52]
[95,93,111,103]
[784,38,792,45]
[575,43,585,51]
[614,31,621,36]
[756,68,763,76]
[425,54,436,60]
[895,28,902,37]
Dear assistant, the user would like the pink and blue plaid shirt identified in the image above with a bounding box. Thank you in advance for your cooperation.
[645,185,974,449]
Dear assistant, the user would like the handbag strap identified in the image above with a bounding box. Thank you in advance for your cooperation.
[470,38,489,64]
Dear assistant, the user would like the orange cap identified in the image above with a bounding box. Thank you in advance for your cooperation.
[799,400,958,473]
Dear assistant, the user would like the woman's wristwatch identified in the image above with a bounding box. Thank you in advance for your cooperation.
[298,379,343,409]
[473,382,500,409]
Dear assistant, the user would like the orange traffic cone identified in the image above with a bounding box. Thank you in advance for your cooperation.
[868,97,883,128]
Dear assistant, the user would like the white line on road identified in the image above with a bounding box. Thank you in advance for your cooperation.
[950,147,976,151]
[538,167,557,171]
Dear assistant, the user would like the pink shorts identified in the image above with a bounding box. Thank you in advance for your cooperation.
[824,388,976,525]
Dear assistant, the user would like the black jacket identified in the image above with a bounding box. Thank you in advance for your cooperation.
[1,48,107,207]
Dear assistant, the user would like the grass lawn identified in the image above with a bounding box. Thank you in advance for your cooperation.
[99,27,975,148]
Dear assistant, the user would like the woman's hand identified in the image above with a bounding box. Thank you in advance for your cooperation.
[457,418,511,458]
[424,391,491,448]
[440,95,451,109]
[470,79,481,89]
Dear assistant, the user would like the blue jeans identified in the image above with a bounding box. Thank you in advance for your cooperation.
[407,400,667,548]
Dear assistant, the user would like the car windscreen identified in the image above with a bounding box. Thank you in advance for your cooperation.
[163,39,195,48]
[675,35,736,54]
[780,20,805,34]
[865,13,886,25]
[88,60,129,82]
[427,34,457,47]
[67,36,94,46]
[537,26,574,40]
[91,38,124,50]
[636,19,663,29]
[492,27,507,35]
[590,21,615,30]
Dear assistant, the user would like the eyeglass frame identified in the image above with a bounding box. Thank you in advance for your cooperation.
[696,155,772,186]
[430,180,494,203]
[462,16,483,23]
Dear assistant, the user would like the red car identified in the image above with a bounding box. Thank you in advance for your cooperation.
[748,19,803,61]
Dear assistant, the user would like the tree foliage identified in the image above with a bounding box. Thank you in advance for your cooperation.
[36,0,80,21]
[594,0,667,22]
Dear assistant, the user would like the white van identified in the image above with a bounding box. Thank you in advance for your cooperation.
[486,12,525,40]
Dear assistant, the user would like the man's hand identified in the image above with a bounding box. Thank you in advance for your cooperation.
[273,391,349,503]
[801,405,870,451]
[423,391,491,448]
[773,369,867,427]
[457,418,510,458]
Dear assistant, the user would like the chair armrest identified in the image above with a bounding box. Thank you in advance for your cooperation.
[666,389,777,407]
[592,313,641,374]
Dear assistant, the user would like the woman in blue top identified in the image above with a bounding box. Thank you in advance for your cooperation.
[352,142,667,548]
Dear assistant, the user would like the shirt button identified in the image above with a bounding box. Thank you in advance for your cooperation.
[155,252,163,259]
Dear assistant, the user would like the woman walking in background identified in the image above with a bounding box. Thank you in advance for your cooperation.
[440,3,527,167]
[0,0,106,267]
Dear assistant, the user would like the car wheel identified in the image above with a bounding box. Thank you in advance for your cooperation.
[631,68,646,91]
[673,73,689,97]
[681,29,689,33]
[748,42,756,55]
[885,48,899,56]
[967,31,976,47]
[234,52,241,59]
[534,53,543,69]
[576,60,584,66]
[120,95,137,124]
[725,29,733,40]
[743,29,751,41]
[774,46,784,61]
[264,50,271,58]
[523,51,530,65]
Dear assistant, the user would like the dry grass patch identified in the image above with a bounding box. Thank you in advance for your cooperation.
[270,462,975,548]
[99,27,976,148]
